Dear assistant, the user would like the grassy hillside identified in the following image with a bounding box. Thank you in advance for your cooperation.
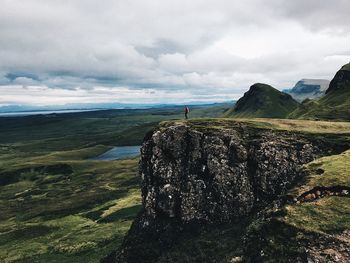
[289,63,350,121]
[168,117,350,134]
[0,155,141,263]
[225,83,299,118]
[341,63,350,71]
[1,110,349,262]
[0,105,229,263]
[245,149,350,262]
[289,89,350,121]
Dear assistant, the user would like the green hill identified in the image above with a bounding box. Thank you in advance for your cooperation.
[289,63,350,121]
[225,83,299,118]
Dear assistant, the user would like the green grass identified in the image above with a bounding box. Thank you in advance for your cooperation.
[243,148,350,261]
[162,118,350,135]
[289,89,350,121]
[285,197,350,234]
[1,107,349,262]
[341,63,350,71]
[289,63,350,121]
[0,105,229,262]
[0,155,141,263]
[290,149,350,196]
[285,149,350,234]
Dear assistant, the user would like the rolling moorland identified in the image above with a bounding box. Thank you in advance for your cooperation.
[1,63,350,263]
[0,104,230,263]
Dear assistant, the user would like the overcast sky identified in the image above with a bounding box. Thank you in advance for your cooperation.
[0,0,349,106]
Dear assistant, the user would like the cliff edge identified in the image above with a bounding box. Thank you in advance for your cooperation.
[105,119,350,263]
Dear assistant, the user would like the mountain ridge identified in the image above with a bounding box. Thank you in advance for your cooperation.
[225,83,299,118]
[289,63,350,120]
[284,79,330,102]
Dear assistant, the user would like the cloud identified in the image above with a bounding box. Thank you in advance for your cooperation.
[0,0,349,105]
[0,85,237,106]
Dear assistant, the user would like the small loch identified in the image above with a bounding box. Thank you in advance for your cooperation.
[89,146,141,161]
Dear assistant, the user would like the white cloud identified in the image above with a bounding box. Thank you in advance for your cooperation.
[0,85,237,106]
[0,0,349,105]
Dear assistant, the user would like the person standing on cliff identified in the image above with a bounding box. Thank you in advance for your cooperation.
[184,106,189,119]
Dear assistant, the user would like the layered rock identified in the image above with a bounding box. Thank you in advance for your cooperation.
[109,121,348,263]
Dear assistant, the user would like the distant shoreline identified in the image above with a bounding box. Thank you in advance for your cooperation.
[0,102,233,117]
[0,109,101,117]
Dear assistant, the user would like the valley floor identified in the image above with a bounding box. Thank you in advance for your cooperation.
[0,105,229,262]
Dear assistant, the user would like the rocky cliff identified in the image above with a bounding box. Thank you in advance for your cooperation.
[107,119,350,263]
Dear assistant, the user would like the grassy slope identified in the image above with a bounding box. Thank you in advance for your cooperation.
[225,83,299,118]
[341,63,350,71]
[164,117,350,134]
[289,63,350,121]
[0,157,141,263]
[0,105,229,263]
[286,149,350,233]
[244,150,350,262]
[289,89,350,121]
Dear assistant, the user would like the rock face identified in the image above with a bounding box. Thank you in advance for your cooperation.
[110,121,347,263]
[326,63,350,94]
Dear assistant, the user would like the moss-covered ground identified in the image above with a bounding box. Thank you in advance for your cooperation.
[1,109,349,262]
[162,117,350,134]
[244,149,350,262]
[0,105,230,262]
[285,149,350,234]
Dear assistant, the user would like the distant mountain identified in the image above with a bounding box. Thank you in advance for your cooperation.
[225,83,299,118]
[0,101,233,114]
[289,63,350,120]
[284,79,330,102]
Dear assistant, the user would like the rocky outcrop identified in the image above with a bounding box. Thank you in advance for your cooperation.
[109,121,349,263]
[326,63,350,94]
[297,186,350,203]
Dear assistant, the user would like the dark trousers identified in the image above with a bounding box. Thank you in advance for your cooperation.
[185,113,188,119]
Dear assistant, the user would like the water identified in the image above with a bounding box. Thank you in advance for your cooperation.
[0,109,99,117]
[89,146,141,161]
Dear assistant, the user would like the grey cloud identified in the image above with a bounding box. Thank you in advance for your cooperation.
[270,0,350,33]
[0,0,349,105]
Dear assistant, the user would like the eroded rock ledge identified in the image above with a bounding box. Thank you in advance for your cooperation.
[297,186,350,203]
[108,121,349,263]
